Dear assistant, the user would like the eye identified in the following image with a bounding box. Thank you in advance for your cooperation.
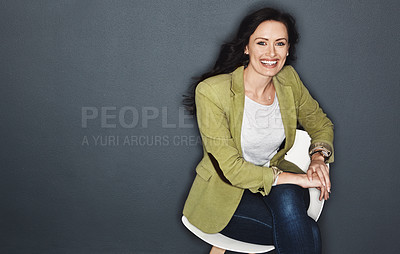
[276,41,286,46]
[257,41,266,46]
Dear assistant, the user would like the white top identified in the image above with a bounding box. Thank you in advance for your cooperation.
[241,94,285,168]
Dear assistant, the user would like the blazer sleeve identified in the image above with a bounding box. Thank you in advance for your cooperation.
[195,80,280,196]
[289,66,334,163]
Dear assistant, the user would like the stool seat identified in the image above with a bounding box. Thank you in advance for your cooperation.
[182,130,327,253]
[182,215,275,253]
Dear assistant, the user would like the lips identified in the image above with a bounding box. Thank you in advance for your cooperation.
[261,59,278,67]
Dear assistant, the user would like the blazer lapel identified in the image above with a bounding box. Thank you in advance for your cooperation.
[230,66,245,156]
[273,72,297,153]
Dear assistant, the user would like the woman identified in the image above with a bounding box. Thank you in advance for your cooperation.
[182,7,334,254]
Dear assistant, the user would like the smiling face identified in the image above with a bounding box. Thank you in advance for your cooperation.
[244,20,290,80]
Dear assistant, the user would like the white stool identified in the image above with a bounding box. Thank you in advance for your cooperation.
[182,130,327,254]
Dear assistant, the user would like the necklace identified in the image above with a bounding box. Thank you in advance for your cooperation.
[244,79,275,104]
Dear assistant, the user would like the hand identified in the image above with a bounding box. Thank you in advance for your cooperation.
[276,172,330,201]
[307,153,331,193]
[298,173,329,201]
[311,174,330,201]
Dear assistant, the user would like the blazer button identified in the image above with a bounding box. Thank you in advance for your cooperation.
[258,187,264,192]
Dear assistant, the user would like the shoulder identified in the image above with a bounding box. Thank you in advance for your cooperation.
[196,73,232,95]
[194,72,234,112]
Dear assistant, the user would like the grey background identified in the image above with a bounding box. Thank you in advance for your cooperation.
[1,0,399,253]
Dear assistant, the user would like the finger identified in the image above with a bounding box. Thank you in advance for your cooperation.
[324,179,330,200]
[324,186,329,200]
[319,186,324,201]
[318,183,326,201]
[315,166,326,188]
[317,164,331,193]
[320,185,329,201]
[307,169,313,182]
[320,164,331,193]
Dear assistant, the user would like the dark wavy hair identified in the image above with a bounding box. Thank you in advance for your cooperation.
[182,7,299,115]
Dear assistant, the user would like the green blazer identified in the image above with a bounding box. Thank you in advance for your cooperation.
[182,65,334,234]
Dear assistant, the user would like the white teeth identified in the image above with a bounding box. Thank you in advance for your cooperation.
[261,60,277,65]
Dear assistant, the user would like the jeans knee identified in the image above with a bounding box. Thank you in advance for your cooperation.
[264,184,308,219]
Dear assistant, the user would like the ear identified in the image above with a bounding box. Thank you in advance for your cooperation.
[244,45,249,55]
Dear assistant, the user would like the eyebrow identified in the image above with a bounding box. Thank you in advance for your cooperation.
[255,37,288,41]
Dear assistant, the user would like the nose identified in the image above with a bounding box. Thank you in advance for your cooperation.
[266,44,276,57]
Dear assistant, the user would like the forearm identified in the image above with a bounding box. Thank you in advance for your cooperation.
[276,172,321,189]
[276,172,305,186]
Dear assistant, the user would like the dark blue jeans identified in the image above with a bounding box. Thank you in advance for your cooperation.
[220,184,321,254]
